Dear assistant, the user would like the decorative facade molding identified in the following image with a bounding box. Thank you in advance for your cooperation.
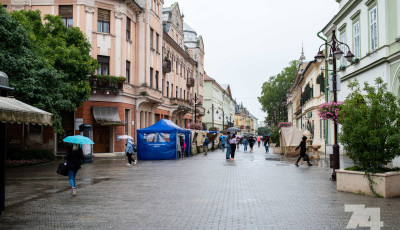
[85,6,95,14]
[115,11,124,19]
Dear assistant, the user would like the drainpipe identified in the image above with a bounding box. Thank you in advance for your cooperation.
[317,30,329,155]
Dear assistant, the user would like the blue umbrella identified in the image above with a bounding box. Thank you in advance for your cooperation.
[63,135,95,144]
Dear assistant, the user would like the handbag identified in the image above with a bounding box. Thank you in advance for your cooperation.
[303,154,310,161]
[56,162,68,176]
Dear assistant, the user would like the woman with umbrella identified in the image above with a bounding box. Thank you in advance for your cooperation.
[65,144,84,196]
[63,135,94,196]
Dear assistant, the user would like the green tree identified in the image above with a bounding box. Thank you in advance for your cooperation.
[339,78,400,196]
[257,127,271,136]
[258,60,298,123]
[0,9,97,132]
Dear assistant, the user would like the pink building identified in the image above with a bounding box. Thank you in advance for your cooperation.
[2,0,205,154]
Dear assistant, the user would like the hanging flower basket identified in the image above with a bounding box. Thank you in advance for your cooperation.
[278,122,292,129]
[318,101,343,124]
[187,122,203,130]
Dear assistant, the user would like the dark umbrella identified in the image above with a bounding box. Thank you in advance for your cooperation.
[226,127,240,132]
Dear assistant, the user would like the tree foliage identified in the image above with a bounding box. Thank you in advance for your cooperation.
[0,9,97,132]
[258,60,298,123]
[257,127,271,136]
[339,78,400,196]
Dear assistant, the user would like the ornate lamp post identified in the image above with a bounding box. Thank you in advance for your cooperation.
[314,29,354,181]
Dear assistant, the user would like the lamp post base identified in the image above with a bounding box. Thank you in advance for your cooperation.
[331,144,340,181]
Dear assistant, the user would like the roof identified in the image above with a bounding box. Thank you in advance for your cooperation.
[137,119,188,133]
[204,74,213,81]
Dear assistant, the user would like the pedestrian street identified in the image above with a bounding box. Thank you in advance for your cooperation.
[1,145,400,229]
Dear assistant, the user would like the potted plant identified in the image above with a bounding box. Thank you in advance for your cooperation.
[336,78,400,197]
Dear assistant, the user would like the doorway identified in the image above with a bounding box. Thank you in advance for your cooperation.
[93,126,110,153]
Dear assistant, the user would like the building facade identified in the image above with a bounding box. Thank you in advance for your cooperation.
[321,0,400,152]
[203,75,235,131]
[2,0,206,154]
[234,102,256,135]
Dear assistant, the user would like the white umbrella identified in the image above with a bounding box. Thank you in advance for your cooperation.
[118,135,133,140]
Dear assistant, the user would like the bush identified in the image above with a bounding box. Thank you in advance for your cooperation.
[271,126,280,147]
[7,149,55,161]
[339,77,400,196]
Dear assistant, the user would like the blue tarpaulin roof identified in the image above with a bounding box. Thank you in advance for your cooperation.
[137,119,188,133]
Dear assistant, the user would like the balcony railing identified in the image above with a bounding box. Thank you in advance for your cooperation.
[89,75,125,91]
[187,78,195,87]
[170,98,191,107]
[162,59,172,73]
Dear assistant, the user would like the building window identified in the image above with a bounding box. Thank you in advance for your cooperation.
[150,28,154,48]
[166,81,169,98]
[171,84,174,97]
[97,55,109,75]
[353,21,360,59]
[183,90,186,100]
[340,32,347,66]
[176,86,178,99]
[369,6,378,50]
[180,88,182,99]
[3,5,7,10]
[125,109,130,135]
[59,5,73,28]
[126,18,131,40]
[126,61,130,83]
[155,33,159,52]
[150,67,153,88]
[97,8,110,33]
[155,71,159,90]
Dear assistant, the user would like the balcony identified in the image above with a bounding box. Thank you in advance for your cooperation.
[170,98,190,107]
[186,78,195,87]
[136,85,163,98]
[162,59,172,73]
[89,75,125,92]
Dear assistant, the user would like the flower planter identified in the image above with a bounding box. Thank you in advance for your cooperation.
[336,169,400,198]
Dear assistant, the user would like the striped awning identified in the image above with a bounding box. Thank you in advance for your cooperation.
[93,107,123,125]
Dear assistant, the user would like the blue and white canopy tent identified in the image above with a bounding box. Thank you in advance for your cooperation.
[137,119,191,160]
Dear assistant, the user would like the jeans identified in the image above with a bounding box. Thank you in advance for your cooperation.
[68,169,78,188]
[258,142,261,147]
[226,146,231,159]
[244,144,248,151]
[221,144,225,151]
[265,145,269,153]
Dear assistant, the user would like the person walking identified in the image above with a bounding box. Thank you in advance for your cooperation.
[221,136,226,151]
[66,144,84,196]
[295,136,313,166]
[243,137,249,151]
[230,134,237,160]
[179,136,185,159]
[225,132,231,159]
[203,135,209,155]
[248,136,255,152]
[125,139,137,166]
[257,136,261,147]
[264,136,270,153]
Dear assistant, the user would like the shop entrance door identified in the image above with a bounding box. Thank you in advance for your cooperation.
[93,126,110,153]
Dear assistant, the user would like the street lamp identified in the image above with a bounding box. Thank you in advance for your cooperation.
[314,29,354,181]
[193,95,200,124]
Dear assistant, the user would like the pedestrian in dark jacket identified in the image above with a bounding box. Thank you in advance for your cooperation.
[295,136,313,166]
[66,144,84,196]
[248,137,255,152]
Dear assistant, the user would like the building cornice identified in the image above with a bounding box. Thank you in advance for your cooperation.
[322,0,362,34]
[163,31,196,66]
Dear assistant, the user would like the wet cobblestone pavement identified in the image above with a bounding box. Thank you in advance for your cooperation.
[1,146,400,229]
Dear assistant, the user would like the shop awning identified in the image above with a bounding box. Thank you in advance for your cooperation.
[93,107,123,125]
[0,96,53,125]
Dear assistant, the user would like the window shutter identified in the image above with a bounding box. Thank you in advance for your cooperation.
[98,9,110,22]
[59,5,73,18]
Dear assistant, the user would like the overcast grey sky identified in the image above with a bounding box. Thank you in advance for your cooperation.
[164,0,339,122]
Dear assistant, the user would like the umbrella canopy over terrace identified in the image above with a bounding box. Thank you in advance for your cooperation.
[0,96,53,125]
